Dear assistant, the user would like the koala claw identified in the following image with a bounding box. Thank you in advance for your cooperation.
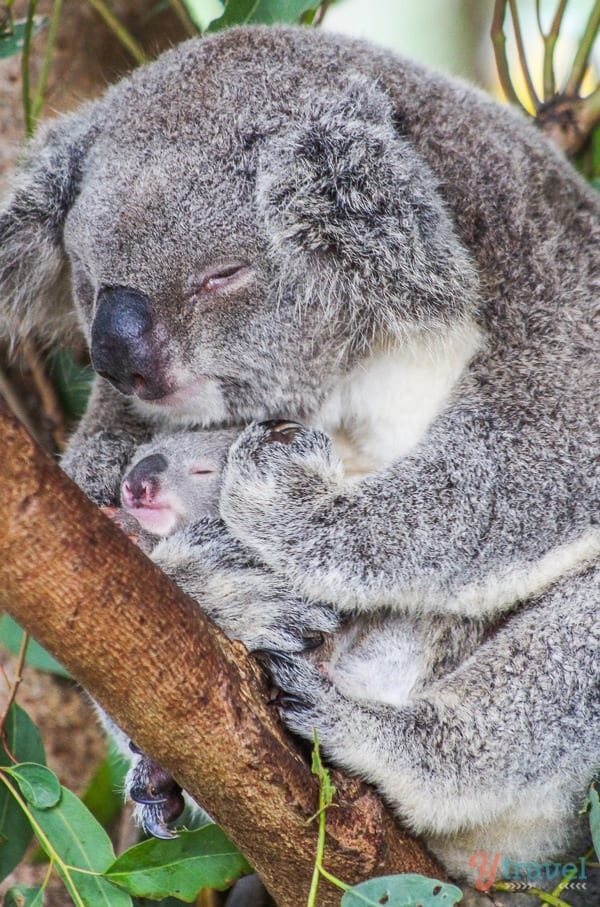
[127,752,185,838]
[138,803,180,841]
[258,419,304,444]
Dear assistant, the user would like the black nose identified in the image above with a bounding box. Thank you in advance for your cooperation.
[90,287,168,399]
[122,453,168,505]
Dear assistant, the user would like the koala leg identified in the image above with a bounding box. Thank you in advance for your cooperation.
[262,566,600,881]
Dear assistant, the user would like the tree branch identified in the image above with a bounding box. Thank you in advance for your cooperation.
[0,399,443,906]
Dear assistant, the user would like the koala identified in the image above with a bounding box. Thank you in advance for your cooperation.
[118,427,239,536]
[0,24,598,893]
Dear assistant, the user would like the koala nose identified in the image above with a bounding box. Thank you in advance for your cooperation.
[122,453,168,506]
[91,288,166,399]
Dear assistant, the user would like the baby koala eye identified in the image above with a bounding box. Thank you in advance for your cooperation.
[192,262,254,299]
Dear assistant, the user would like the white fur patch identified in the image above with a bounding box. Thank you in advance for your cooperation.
[314,321,482,477]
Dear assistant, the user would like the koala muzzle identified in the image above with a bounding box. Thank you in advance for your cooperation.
[91,287,170,399]
[122,453,168,506]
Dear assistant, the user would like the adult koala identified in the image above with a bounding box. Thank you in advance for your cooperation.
[1,25,598,891]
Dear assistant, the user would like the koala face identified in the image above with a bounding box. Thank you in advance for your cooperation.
[121,428,239,534]
[1,28,479,429]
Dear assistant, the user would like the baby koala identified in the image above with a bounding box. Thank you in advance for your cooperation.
[117,428,240,541]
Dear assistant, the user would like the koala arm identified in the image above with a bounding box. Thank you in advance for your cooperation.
[61,377,153,505]
[263,563,600,875]
[220,408,597,620]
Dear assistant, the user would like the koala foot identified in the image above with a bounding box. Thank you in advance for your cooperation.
[257,649,348,748]
[126,747,185,839]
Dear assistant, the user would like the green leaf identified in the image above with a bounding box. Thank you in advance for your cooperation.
[48,351,94,423]
[81,744,128,828]
[341,874,463,907]
[207,0,259,29]
[181,0,224,30]
[7,764,61,810]
[0,616,70,679]
[589,782,600,861]
[0,16,48,60]
[0,705,46,768]
[0,705,45,882]
[29,787,132,907]
[3,885,44,906]
[105,826,252,901]
[311,730,335,809]
[248,0,320,24]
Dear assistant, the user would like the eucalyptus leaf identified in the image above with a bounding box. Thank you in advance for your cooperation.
[181,0,224,30]
[29,787,132,907]
[48,351,94,423]
[81,744,128,828]
[0,705,45,882]
[105,826,252,901]
[589,782,600,861]
[3,884,44,906]
[0,616,70,679]
[7,764,62,810]
[0,785,32,884]
[207,0,259,30]
[249,0,320,24]
[341,874,463,907]
[0,16,48,60]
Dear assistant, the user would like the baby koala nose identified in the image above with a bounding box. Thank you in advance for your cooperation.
[122,453,168,507]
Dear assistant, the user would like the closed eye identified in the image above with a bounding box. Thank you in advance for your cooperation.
[192,262,254,299]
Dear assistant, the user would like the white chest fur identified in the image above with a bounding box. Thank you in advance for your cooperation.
[314,322,482,477]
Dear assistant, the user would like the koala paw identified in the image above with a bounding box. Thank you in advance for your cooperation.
[100,506,156,554]
[258,650,348,748]
[126,747,185,839]
[220,420,341,559]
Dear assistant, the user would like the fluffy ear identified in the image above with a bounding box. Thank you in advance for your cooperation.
[256,76,480,345]
[0,111,97,348]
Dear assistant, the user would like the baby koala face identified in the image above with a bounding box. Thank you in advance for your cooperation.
[121,429,239,536]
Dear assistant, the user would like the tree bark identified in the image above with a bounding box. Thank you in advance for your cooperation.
[0,399,443,906]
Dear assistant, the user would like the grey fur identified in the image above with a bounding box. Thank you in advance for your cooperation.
[1,25,598,890]
[120,428,239,534]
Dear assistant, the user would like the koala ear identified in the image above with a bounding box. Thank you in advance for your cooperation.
[0,111,97,348]
[256,76,479,344]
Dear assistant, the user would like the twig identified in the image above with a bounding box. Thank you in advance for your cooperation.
[20,339,68,451]
[31,0,64,124]
[0,363,40,443]
[313,0,332,27]
[508,0,540,110]
[21,0,39,137]
[169,0,198,37]
[0,630,29,733]
[538,0,568,101]
[85,0,148,66]
[491,0,525,110]
[565,0,600,96]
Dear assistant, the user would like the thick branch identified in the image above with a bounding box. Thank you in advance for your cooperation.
[0,399,443,906]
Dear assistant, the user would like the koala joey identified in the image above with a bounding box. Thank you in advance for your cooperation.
[117,427,239,537]
[1,24,598,890]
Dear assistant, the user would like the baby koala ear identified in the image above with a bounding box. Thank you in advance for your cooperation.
[256,74,479,340]
[0,110,98,349]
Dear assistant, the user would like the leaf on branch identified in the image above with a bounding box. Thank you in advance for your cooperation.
[340,873,463,906]
[588,781,600,861]
[3,885,44,907]
[28,787,132,907]
[249,0,321,24]
[0,616,70,679]
[105,825,253,901]
[0,705,46,882]
[6,764,61,810]
[0,17,48,60]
